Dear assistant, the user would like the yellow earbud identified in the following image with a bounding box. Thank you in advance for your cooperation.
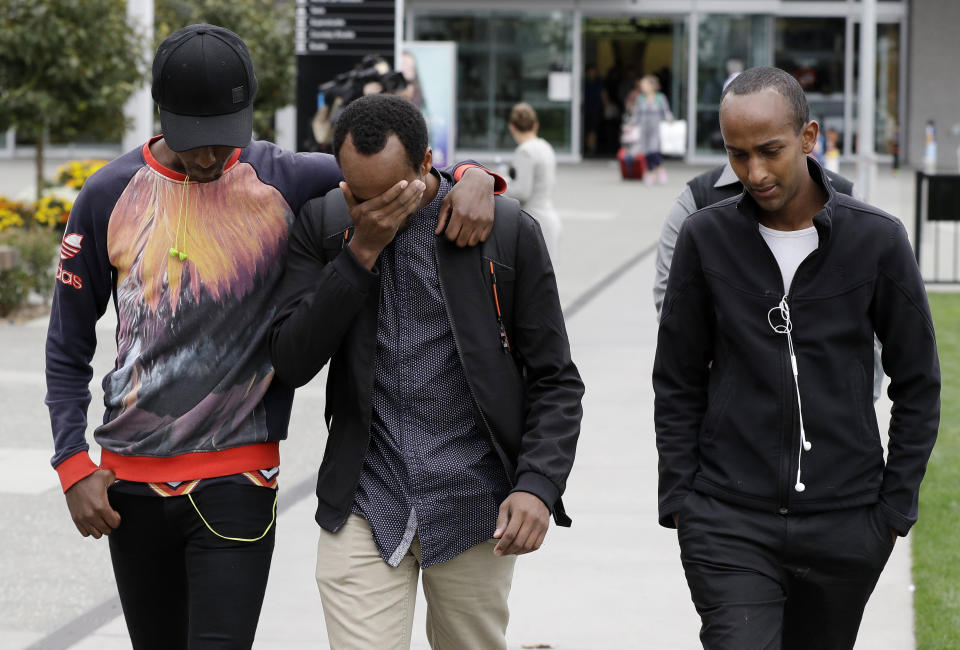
[170,178,190,262]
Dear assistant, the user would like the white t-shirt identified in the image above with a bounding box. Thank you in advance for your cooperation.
[758,224,818,294]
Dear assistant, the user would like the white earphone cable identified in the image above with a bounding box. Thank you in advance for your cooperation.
[767,296,812,493]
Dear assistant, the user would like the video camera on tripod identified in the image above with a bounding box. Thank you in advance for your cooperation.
[311,55,408,150]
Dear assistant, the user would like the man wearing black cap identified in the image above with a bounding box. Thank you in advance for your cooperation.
[44,24,501,650]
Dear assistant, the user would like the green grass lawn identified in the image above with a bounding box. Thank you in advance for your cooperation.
[913,292,960,649]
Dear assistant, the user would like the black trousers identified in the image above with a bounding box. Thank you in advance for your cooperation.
[677,492,895,650]
[107,484,277,650]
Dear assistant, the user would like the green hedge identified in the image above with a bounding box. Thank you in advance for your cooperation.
[0,228,60,317]
[0,267,30,316]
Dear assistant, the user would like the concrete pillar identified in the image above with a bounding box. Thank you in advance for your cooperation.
[857,0,877,201]
[274,106,297,152]
[395,0,405,65]
[122,0,155,153]
[2,128,14,157]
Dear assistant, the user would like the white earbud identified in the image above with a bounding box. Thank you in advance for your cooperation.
[769,296,814,495]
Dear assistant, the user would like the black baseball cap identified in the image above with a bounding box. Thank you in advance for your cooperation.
[152,24,258,152]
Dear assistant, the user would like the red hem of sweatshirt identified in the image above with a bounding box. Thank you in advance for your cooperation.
[55,443,280,492]
[100,442,280,483]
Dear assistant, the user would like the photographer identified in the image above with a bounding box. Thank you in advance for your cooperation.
[311,55,408,151]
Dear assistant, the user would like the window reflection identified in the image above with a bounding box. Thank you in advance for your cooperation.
[413,12,574,153]
[775,17,846,151]
[775,18,845,95]
[697,14,771,154]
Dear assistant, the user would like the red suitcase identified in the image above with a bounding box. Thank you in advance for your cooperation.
[617,147,647,180]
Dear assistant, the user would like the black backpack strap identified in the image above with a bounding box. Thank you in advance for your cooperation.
[481,196,522,268]
[481,196,522,354]
[317,188,355,264]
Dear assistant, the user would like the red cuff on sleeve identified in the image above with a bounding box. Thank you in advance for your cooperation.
[452,163,506,195]
[56,452,99,492]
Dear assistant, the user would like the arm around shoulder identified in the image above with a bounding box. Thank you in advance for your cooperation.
[437,164,503,247]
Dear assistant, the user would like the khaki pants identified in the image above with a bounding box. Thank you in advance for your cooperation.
[315,513,517,650]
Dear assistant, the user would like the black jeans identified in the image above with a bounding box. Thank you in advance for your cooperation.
[677,492,895,650]
[107,484,277,650]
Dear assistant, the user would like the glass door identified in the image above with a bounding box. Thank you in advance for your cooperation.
[695,14,772,155]
[580,16,687,159]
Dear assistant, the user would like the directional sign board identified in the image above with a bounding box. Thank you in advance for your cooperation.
[295,0,396,57]
[295,0,397,151]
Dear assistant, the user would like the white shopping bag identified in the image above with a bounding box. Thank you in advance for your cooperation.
[660,120,687,156]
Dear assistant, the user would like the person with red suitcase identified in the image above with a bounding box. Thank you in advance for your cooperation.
[618,116,646,180]
[617,143,647,180]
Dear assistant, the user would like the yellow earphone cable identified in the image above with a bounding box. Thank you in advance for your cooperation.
[171,177,189,260]
[186,490,278,543]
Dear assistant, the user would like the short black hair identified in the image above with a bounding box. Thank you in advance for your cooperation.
[332,94,428,171]
[720,66,809,133]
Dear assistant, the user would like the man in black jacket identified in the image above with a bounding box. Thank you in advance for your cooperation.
[653,161,852,316]
[270,95,583,649]
[654,66,940,649]
[652,162,889,404]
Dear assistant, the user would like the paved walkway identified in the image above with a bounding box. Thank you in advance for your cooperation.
[0,159,917,649]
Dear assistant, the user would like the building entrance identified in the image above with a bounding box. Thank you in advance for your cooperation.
[582,17,686,159]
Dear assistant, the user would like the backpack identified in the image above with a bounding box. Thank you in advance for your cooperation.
[314,188,523,355]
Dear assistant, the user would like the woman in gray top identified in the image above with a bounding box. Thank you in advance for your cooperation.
[506,103,561,260]
[629,75,673,184]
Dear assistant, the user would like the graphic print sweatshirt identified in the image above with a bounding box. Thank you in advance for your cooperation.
[46,137,342,491]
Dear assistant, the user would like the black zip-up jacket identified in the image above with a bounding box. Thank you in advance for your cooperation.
[654,158,940,535]
[269,195,584,532]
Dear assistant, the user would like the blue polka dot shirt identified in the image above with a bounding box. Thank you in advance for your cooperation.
[353,173,512,568]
